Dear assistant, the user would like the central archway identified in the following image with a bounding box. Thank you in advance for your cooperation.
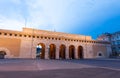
[36,43,45,59]
[78,46,83,59]
[49,44,56,59]
[69,45,75,59]
[0,51,6,59]
[59,44,66,59]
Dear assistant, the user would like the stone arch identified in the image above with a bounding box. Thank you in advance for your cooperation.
[98,53,102,56]
[0,47,12,58]
[36,43,45,59]
[69,45,75,59]
[0,51,6,59]
[78,46,84,59]
[59,44,66,59]
[49,44,56,59]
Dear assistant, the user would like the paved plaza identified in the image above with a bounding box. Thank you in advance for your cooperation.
[0,59,120,78]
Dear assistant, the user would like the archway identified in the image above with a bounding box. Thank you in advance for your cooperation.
[78,46,83,59]
[98,53,102,56]
[97,52,104,57]
[0,51,6,59]
[0,47,11,58]
[36,43,45,59]
[69,45,75,59]
[59,44,66,59]
[49,44,56,59]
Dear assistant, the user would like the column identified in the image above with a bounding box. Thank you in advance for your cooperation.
[56,45,59,59]
[75,46,78,59]
[45,46,49,59]
[66,46,69,59]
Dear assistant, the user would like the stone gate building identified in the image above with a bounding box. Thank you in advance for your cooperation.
[0,28,112,59]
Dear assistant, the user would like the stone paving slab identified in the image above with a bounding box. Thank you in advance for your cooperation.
[0,60,95,71]
[0,59,120,78]
[0,68,120,78]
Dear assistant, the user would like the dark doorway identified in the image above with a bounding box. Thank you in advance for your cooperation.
[78,46,83,59]
[98,53,102,56]
[59,44,66,59]
[49,44,56,59]
[0,51,6,59]
[69,45,75,59]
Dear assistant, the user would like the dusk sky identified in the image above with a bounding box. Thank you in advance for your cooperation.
[0,0,120,39]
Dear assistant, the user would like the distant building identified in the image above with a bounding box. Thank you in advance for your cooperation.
[98,31,120,56]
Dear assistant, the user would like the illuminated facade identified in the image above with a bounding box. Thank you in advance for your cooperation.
[0,28,111,59]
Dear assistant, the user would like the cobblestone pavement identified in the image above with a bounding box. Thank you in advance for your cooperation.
[0,59,120,78]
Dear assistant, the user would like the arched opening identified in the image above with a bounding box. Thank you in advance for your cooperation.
[98,53,102,56]
[99,53,102,56]
[78,46,84,59]
[36,43,45,59]
[97,52,104,58]
[69,45,75,59]
[49,44,56,59]
[59,44,66,59]
[0,51,6,59]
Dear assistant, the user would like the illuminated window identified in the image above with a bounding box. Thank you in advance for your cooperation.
[4,33,7,35]
[55,38,57,40]
[48,37,50,39]
[59,38,61,40]
[15,34,17,36]
[29,35,31,38]
[41,36,43,39]
[52,37,54,40]
[33,36,35,38]
[19,34,22,37]
[45,37,47,39]
[24,35,27,37]
[37,36,39,38]
[68,39,69,41]
[9,33,12,36]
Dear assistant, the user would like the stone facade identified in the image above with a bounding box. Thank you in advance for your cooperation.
[0,28,111,59]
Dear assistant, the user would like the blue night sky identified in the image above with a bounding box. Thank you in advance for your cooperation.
[0,0,120,39]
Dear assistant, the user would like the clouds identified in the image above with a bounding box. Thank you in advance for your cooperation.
[0,15,24,30]
[0,0,120,38]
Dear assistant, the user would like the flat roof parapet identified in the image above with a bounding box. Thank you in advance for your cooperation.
[23,28,92,40]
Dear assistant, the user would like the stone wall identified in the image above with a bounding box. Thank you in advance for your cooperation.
[0,37,21,58]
